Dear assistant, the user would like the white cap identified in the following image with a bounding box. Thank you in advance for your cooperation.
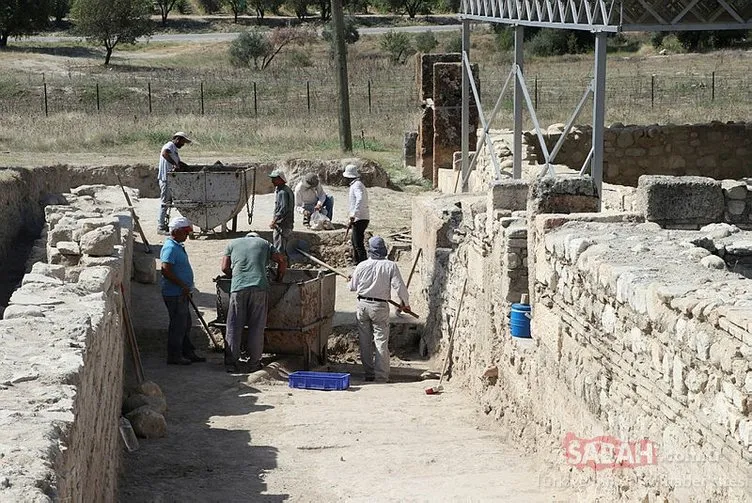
[343,164,359,178]
[173,131,193,143]
[168,216,192,231]
[269,168,287,182]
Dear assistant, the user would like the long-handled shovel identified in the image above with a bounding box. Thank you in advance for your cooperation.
[116,174,151,254]
[425,277,468,395]
[188,295,223,351]
[287,238,420,319]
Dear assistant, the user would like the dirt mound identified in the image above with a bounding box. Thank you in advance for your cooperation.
[278,158,393,189]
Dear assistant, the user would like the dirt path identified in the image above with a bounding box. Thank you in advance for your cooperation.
[118,185,573,502]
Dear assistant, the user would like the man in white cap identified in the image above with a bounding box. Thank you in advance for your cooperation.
[160,216,205,365]
[157,132,192,235]
[221,232,288,373]
[268,169,294,257]
[343,164,369,265]
[294,173,334,227]
[349,236,410,382]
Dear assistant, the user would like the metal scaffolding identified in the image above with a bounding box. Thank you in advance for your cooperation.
[459,0,752,207]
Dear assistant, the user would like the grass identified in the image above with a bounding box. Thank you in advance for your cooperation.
[1,26,752,184]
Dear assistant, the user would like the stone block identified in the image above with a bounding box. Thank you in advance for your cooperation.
[722,180,747,200]
[417,108,434,183]
[727,200,746,215]
[80,225,117,257]
[432,62,479,172]
[126,406,167,439]
[403,131,418,168]
[528,176,599,215]
[488,179,529,212]
[418,52,461,101]
[133,253,157,284]
[77,266,113,294]
[57,241,81,256]
[637,175,724,226]
[30,263,66,281]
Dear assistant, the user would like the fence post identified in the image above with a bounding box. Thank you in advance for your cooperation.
[253,82,257,116]
[96,82,100,112]
[711,71,715,101]
[43,83,48,117]
[534,76,538,110]
[307,81,311,112]
[367,80,372,114]
[200,82,204,115]
[148,82,152,114]
[651,75,655,108]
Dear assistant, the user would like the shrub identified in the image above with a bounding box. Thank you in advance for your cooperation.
[287,49,312,67]
[445,34,462,53]
[197,0,222,13]
[527,29,593,57]
[322,16,360,45]
[229,30,272,69]
[380,30,414,64]
[415,30,438,53]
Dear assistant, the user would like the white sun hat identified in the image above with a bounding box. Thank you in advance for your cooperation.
[343,164,359,178]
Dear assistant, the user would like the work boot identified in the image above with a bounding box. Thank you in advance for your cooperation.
[184,352,206,363]
[167,356,192,366]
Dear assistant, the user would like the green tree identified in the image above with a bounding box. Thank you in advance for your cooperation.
[155,0,180,25]
[322,15,359,45]
[0,0,51,48]
[224,0,247,22]
[380,30,414,64]
[71,0,153,65]
[287,0,309,19]
[52,0,70,23]
[248,0,283,19]
[197,0,222,13]
[414,30,437,53]
[230,26,315,69]
[381,0,432,18]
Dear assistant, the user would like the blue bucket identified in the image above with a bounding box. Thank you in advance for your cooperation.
[510,303,532,338]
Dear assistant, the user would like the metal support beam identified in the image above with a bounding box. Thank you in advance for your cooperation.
[513,25,524,179]
[592,31,608,210]
[461,19,471,193]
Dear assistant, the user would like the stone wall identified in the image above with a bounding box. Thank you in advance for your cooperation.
[522,122,752,187]
[0,185,134,501]
[414,179,752,500]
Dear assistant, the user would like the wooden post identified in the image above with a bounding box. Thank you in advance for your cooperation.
[331,0,352,152]
[368,79,372,114]
[534,76,538,110]
[148,82,152,113]
[253,82,257,116]
[307,81,311,112]
[711,71,715,101]
[96,82,100,112]
[200,82,204,115]
[43,83,48,116]
[651,75,655,108]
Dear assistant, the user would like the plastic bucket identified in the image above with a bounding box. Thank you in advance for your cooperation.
[510,303,532,338]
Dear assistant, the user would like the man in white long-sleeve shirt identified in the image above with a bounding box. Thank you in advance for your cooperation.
[349,236,410,382]
[343,164,370,265]
[157,132,192,234]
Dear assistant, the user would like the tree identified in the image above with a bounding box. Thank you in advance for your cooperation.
[248,0,283,19]
[197,0,222,13]
[71,0,153,65]
[382,0,431,18]
[52,0,70,23]
[0,0,51,48]
[229,26,316,69]
[380,30,413,63]
[224,0,247,22]
[316,0,330,20]
[322,16,359,45]
[287,0,309,19]
[155,0,180,25]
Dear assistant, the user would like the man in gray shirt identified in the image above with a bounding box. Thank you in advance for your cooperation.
[268,169,294,257]
[349,236,410,382]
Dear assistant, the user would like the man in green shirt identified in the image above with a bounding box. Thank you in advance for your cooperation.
[220,232,287,373]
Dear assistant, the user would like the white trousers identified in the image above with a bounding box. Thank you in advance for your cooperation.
[356,300,390,380]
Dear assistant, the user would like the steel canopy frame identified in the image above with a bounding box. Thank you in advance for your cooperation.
[458,0,752,208]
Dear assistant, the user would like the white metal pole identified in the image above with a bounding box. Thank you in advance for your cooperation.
[592,32,608,210]
[513,26,524,179]
[461,19,471,192]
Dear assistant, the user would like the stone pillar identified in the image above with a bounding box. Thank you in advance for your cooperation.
[417,108,434,181]
[403,131,417,168]
[433,62,479,188]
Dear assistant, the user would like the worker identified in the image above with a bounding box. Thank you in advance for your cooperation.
[268,169,294,257]
[157,132,192,235]
[160,216,206,366]
[349,236,409,382]
[294,173,334,227]
[221,232,287,373]
[343,164,370,265]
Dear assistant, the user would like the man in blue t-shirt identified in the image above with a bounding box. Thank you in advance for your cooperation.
[220,232,287,373]
[160,216,205,365]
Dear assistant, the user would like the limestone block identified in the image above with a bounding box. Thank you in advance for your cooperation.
[2,305,47,319]
[528,176,599,215]
[123,393,167,415]
[31,263,66,281]
[725,241,752,256]
[48,224,76,247]
[77,267,113,294]
[727,200,746,215]
[722,180,748,200]
[57,241,81,256]
[637,175,724,226]
[403,131,418,168]
[488,179,529,212]
[673,355,688,395]
[432,62,479,172]
[418,52,461,101]
[700,255,726,270]
[125,406,167,439]
[739,419,752,447]
[21,274,63,287]
[80,225,117,257]
[133,253,157,284]
[137,380,164,398]
[746,372,752,394]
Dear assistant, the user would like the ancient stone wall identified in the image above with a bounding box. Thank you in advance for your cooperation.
[414,179,752,501]
[0,185,134,501]
[522,122,752,186]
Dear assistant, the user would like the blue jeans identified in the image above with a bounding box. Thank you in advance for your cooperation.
[163,295,195,359]
[303,195,334,224]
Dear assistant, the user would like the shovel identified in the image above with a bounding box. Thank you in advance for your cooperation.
[287,238,420,319]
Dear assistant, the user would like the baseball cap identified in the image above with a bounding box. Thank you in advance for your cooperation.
[168,216,193,231]
[173,132,193,143]
[269,169,287,182]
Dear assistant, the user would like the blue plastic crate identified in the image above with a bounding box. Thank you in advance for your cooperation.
[288,371,350,391]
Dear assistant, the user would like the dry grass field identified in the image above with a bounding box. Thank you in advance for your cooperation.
[0,26,751,175]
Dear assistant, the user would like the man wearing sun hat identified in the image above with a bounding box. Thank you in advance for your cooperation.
[343,163,370,265]
[268,168,294,257]
[160,215,206,366]
[157,132,193,235]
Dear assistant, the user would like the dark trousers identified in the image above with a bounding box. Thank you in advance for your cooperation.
[351,219,369,265]
[163,295,195,359]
